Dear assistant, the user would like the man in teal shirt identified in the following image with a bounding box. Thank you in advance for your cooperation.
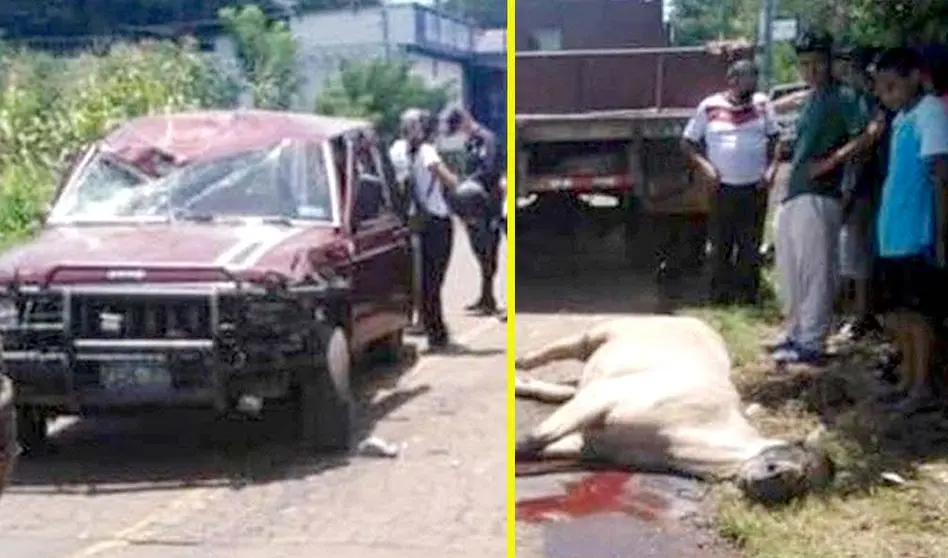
[771,31,871,364]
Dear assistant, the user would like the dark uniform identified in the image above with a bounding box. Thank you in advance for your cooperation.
[462,126,503,313]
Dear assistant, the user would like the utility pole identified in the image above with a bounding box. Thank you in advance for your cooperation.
[760,0,777,89]
[381,0,391,61]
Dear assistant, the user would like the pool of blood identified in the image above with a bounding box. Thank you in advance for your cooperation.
[516,472,671,523]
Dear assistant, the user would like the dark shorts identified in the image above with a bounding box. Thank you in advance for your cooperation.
[875,255,945,319]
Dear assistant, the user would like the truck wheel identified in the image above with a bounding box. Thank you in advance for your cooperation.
[297,326,354,453]
[16,406,48,456]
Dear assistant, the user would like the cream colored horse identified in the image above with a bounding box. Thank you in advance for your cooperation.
[515,315,833,504]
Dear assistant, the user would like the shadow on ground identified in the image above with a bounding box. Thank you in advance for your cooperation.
[7,343,427,496]
[516,212,712,315]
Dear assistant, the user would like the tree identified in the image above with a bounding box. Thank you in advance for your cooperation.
[668,0,754,46]
[219,4,300,109]
[314,57,452,142]
[669,0,948,48]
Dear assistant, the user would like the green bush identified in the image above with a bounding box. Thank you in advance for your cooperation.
[315,57,453,143]
[0,39,240,243]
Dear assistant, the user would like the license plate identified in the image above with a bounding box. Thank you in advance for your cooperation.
[100,361,172,392]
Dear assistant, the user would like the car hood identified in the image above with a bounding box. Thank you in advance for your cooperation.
[0,223,340,284]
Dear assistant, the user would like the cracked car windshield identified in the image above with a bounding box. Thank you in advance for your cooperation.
[48,142,334,223]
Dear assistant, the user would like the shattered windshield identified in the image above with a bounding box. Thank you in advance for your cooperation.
[48,141,335,223]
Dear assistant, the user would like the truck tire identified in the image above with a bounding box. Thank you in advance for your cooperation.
[15,406,48,456]
[297,325,354,453]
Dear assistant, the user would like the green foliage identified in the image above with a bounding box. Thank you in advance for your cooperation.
[0,39,239,243]
[670,0,948,49]
[314,57,453,142]
[219,4,300,109]
[670,0,758,46]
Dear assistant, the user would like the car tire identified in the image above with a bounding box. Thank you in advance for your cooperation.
[375,328,405,365]
[16,406,48,456]
[297,325,354,453]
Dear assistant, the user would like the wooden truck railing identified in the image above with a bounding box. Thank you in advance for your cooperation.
[516,44,753,117]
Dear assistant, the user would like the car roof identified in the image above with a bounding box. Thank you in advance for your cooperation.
[102,109,369,167]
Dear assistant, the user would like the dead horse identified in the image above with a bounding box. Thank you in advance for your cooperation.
[515,315,835,505]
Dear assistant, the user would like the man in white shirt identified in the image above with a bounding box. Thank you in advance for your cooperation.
[681,59,780,305]
[403,109,461,351]
[390,112,423,334]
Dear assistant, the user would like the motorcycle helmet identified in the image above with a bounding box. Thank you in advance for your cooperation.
[450,177,491,221]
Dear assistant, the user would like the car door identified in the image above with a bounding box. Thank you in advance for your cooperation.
[372,138,412,328]
[346,131,410,351]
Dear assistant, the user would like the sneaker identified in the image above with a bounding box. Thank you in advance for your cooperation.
[773,346,826,365]
[764,337,796,353]
[465,298,498,316]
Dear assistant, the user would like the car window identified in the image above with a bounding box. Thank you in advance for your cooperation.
[350,134,393,226]
[298,142,334,220]
[352,175,387,224]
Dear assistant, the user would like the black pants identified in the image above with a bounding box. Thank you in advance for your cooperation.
[420,216,454,344]
[876,255,945,320]
[709,184,768,305]
[464,214,501,303]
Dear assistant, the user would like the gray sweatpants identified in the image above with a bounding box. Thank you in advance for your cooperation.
[774,194,842,351]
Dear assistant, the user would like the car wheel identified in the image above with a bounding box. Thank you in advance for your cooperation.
[375,328,405,365]
[16,406,48,456]
[297,325,354,453]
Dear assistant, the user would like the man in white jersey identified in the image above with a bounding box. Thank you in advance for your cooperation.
[682,60,780,305]
[403,109,462,351]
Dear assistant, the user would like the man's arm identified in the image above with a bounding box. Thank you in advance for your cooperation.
[420,144,460,191]
[680,101,718,184]
[769,89,811,115]
[432,162,460,191]
[762,101,781,187]
[809,93,882,180]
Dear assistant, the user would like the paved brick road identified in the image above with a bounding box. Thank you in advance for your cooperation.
[0,220,508,558]
[515,223,741,558]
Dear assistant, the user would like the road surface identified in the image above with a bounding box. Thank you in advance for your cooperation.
[515,221,740,558]
[0,220,508,558]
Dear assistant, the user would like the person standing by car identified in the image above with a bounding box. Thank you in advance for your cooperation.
[682,59,780,305]
[390,111,425,335]
[441,104,503,317]
[770,31,873,365]
[403,109,462,351]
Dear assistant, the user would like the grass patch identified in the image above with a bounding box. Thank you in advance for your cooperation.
[678,300,948,558]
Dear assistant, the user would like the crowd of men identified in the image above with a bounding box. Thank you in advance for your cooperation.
[388,104,506,353]
[684,31,948,413]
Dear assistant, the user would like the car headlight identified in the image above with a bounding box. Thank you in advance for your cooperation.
[0,298,17,328]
